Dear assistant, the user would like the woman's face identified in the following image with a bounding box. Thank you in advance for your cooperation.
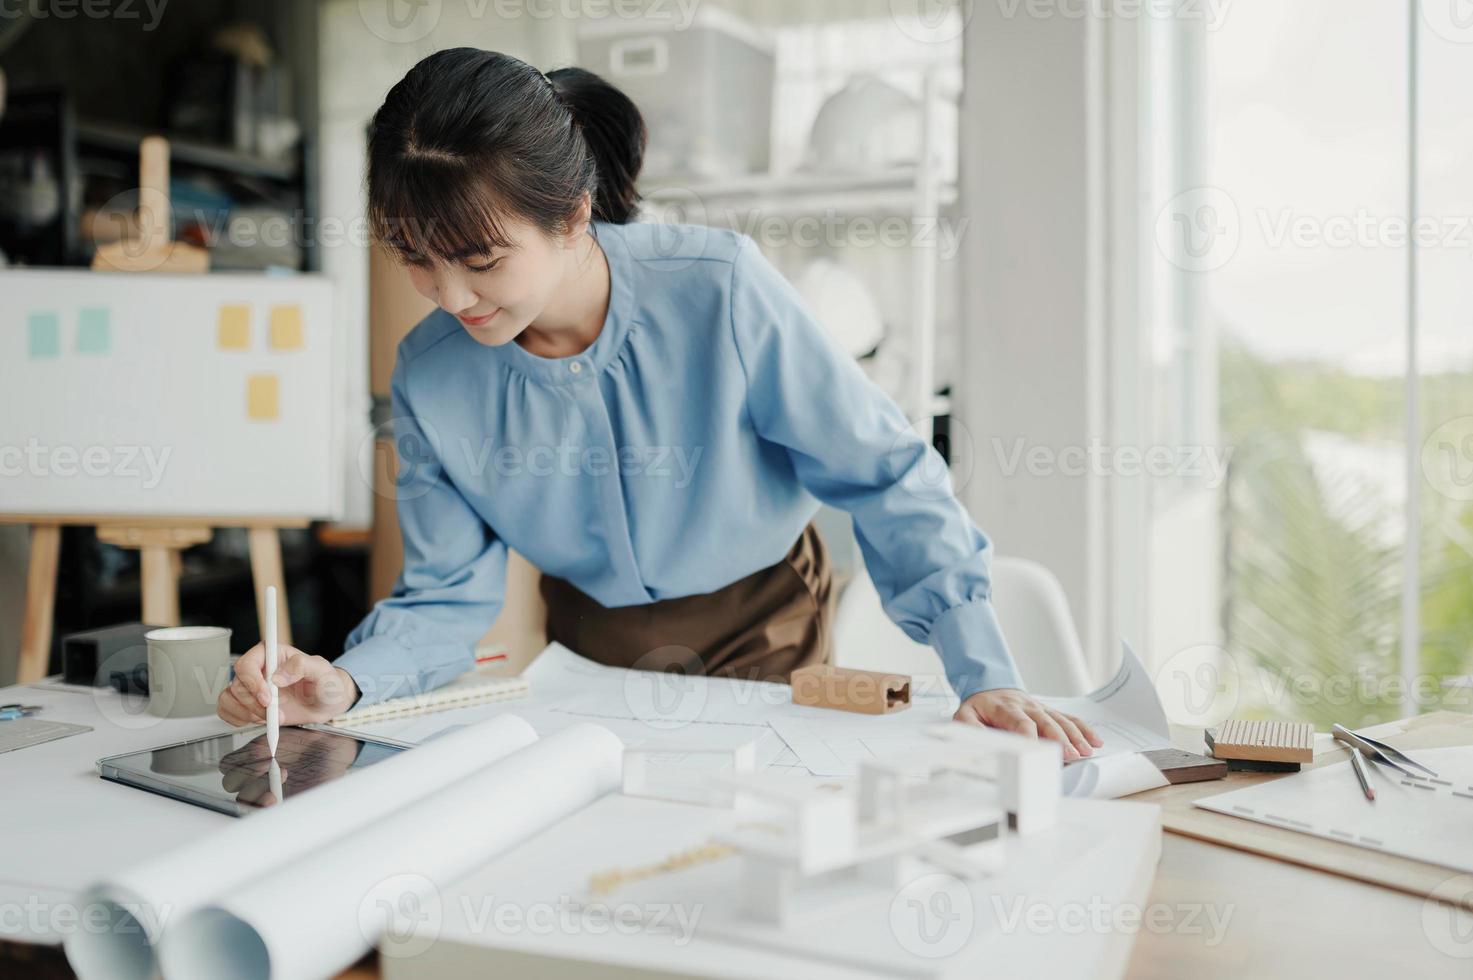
[402,211,582,348]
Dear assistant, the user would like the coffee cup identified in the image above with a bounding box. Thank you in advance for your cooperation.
[145,626,232,719]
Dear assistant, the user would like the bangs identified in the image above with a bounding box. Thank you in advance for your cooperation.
[369,155,520,263]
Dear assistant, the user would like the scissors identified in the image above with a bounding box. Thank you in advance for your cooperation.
[1331,723,1438,779]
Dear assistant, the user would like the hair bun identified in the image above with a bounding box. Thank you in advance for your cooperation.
[547,66,647,224]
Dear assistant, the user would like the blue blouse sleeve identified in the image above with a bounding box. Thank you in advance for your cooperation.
[728,237,1025,700]
[335,355,509,707]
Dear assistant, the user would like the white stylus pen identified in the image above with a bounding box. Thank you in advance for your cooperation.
[265,585,279,756]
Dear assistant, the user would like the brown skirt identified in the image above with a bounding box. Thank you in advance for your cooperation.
[541,523,834,683]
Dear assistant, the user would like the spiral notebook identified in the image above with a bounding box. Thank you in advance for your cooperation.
[327,650,529,725]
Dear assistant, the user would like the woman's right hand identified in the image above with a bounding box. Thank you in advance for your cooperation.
[216,644,360,727]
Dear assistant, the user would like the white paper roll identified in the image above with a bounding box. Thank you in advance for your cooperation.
[64,715,539,980]
[1060,752,1171,799]
[160,723,623,980]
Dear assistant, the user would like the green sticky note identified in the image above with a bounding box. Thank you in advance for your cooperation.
[28,312,60,359]
[77,307,110,354]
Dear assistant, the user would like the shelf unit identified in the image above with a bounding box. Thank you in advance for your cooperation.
[643,168,957,216]
[638,71,951,442]
[75,119,301,183]
[0,88,311,268]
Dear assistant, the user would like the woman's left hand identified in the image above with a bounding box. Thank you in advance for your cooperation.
[954,689,1103,761]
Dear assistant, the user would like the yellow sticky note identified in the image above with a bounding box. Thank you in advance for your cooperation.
[246,374,279,421]
[218,305,250,350]
[269,305,304,350]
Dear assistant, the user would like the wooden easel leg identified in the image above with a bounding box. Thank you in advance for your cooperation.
[97,525,211,631]
[140,544,180,626]
[249,527,292,647]
[18,525,62,683]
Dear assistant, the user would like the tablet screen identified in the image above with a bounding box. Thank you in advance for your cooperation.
[99,726,405,817]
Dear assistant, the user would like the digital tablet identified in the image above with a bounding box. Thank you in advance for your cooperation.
[97,725,412,817]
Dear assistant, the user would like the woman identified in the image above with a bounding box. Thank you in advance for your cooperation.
[217,48,1099,760]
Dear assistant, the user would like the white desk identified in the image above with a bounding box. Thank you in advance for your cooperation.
[1,678,236,944]
[5,675,1468,980]
[1,673,1156,980]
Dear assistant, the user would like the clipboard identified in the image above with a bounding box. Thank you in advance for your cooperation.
[1130,710,1473,909]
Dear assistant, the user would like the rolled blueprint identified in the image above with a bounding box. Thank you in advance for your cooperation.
[159,723,624,980]
[1060,752,1171,799]
[64,714,539,980]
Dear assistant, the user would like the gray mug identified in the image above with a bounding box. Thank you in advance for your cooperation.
[146,627,232,719]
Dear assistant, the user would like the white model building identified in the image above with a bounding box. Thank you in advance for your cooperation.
[716,724,1062,927]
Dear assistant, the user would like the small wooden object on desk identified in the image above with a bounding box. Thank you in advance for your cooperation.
[1140,748,1228,784]
[1206,718,1314,772]
[790,664,910,715]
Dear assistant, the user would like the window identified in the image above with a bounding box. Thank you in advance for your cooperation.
[1143,0,1473,726]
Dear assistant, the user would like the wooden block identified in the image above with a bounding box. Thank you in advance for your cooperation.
[1141,748,1228,785]
[1206,719,1314,764]
[1221,757,1301,773]
[790,664,910,715]
[92,240,210,275]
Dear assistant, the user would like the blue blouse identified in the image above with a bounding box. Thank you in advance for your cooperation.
[339,220,1023,706]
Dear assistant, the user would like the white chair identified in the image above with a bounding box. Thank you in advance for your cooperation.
[830,557,1093,697]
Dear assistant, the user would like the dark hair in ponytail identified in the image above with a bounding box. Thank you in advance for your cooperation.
[367,48,646,262]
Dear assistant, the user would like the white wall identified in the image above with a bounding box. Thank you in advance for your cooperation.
[957,7,1223,682]
[958,3,1109,677]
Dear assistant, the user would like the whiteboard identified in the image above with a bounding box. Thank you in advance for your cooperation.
[0,269,340,519]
